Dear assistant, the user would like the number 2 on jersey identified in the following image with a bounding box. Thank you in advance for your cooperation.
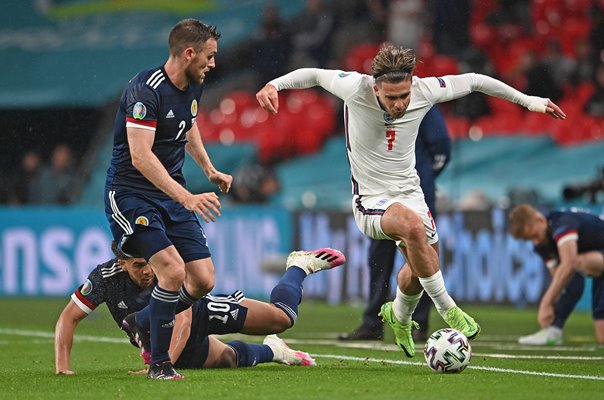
[386,127,396,151]
[175,120,186,141]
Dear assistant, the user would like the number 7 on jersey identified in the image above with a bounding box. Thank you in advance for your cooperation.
[386,126,396,151]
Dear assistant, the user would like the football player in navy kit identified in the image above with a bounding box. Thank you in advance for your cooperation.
[104,19,232,379]
[509,204,604,344]
[55,242,346,375]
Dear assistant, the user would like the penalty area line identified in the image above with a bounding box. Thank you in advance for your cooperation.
[313,354,604,381]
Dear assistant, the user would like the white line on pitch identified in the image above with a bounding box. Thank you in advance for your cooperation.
[313,354,604,381]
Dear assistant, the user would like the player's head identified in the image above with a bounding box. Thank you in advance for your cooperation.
[111,241,154,288]
[508,204,548,245]
[169,19,221,84]
[371,45,416,119]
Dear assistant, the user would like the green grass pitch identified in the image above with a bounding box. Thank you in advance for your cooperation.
[1,298,602,400]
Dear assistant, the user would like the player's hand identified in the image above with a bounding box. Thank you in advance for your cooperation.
[182,192,221,223]
[256,84,279,115]
[545,99,566,120]
[208,171,232,193]
[56,369,75,375]
[537,302,555,327]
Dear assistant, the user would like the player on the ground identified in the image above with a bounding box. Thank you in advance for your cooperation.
[54,242,345,375]
[508,204,604,344]
[104,19,232,379]
[256,44,566,358]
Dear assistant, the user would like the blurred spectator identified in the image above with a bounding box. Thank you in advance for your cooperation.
[451,48,493,120]
[387,0,423,49]
[542,40,575,86]
[570,38,597,85]
[7,150,41,205]
[290,0,336,68]
[251,4,292,87]
[585,62,604,117]
[230,163,280,204]
[432,0,471,55]
[30,144,75,204]
[506,50,562,102]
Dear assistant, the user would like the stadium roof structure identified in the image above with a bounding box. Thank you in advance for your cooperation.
[0,0,305,109]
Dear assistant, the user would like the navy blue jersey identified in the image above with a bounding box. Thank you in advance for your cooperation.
[71,259,153,327]
[105,66,204,196]
[534,210,604,267]
[415,105,451,213]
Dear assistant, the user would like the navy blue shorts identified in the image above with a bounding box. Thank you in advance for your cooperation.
[104,189,211,262]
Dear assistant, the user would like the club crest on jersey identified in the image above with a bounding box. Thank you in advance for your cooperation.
[383,112,396,124]
[133,102,147,120]
[191,99,198,117]
[81,279,93,296]
[135,216,149,226]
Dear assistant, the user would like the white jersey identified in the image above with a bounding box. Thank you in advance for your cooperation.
[269,69,548,197]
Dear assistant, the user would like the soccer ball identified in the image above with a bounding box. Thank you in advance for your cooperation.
[423,328,472,373]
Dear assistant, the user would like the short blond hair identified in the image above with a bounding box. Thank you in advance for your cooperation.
[371,45,416,84]
[508,204,540,238]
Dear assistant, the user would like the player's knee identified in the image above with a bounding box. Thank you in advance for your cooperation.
[274,313,293,332]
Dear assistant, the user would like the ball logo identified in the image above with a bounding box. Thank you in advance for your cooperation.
[133,102,147,120]
[80,279,93,296]
[135,216,149,226]
[191,99,198,117]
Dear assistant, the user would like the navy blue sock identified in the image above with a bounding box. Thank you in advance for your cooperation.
[149,286,179,365]
[270,266,307,327]
[553,273,585,328]
[135,307,150,330]
[175,285,198,314]
[226,341,274,367]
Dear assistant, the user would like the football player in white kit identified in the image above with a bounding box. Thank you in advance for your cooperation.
[256,44,566,358]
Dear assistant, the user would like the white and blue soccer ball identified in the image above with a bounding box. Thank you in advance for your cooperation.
[423,328,472,373]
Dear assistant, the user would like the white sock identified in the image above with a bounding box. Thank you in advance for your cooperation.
[419,270,456,316]
[392,287,423,324]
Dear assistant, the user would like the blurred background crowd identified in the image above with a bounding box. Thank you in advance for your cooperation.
[1,0,603,211]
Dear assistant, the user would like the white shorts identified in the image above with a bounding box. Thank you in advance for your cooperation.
[352,189,438,247]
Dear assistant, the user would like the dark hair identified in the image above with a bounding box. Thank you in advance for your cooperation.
[168,18,221,55]
[111,240,131,261]
[372,45,416,85]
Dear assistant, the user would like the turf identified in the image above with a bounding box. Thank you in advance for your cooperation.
[1,298,602,400]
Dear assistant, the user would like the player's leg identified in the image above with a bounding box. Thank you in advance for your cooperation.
[164,216,214,314]
[269,247,345,327]
[105,191,184,378]
[591,268,604,344]
[239,299,292,334]
[340,239,396,340]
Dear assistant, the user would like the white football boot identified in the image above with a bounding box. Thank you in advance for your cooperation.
[263,335,316,366]
[286,248,346,275]
[518,326,563,345]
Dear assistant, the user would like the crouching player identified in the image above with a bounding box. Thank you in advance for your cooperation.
[55,242,345,376]
[508,204,604,345]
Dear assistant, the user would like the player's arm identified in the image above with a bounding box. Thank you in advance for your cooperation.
[185,122,232,193]
[54,300,88,375]
[256,68,357,115]
[434,73,566,119]
[128,127,221,222]
[538,239,579,326]
[169,308,192,363]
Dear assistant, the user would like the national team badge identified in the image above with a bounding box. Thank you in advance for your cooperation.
[191,99,198,117]
[135,216,149,226]
[81,279,93,296]
[383,112,396,124]
[133,102,147,120]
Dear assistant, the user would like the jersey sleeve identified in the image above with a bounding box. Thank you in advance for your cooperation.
[70,267,107,314]
[269,68,363,101]
[416,73,548,112]
[124,83,160,132]
[551,214,579,246]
